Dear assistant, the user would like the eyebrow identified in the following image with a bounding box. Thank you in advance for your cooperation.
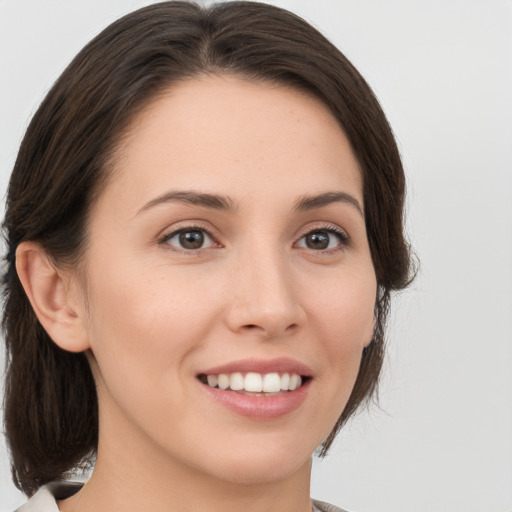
[137,189,363,217]
[293,191,364,216]
[137,190,237,215]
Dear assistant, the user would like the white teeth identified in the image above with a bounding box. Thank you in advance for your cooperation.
[229,372,244,391]
[217,374,230,390]
[289,374,301,391]
[204,371,304,393]
[263,373,281,393]
[207,375,218,387]
[244,372,263,392]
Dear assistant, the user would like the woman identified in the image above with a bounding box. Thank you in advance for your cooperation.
[2,2,412,511]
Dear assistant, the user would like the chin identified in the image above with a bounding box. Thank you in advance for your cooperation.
[214,457,311,485]
[195,434,315,485]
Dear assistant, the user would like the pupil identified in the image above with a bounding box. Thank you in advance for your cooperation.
[179,230,204,249]
[306,231,329,250]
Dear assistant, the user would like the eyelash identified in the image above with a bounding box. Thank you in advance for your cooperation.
[295,224,350,253]
[159,223,349,254]
[159,224,219,253]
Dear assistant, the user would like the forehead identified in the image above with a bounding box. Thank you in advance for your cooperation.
[100,75,363,214]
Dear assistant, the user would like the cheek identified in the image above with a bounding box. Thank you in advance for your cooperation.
[82,261,222,390]
[307,266,376,346]
[304,265,376,406]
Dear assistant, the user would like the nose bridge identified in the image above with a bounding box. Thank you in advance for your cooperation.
[226,240,303,337]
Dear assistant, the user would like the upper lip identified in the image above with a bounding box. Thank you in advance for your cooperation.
[198,357,313,377]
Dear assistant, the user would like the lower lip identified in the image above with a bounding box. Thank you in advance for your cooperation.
[199,380,311,419]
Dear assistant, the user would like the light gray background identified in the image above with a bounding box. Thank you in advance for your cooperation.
[1,1,511,511]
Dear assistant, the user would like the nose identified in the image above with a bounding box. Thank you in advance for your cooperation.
[224,248,306,339]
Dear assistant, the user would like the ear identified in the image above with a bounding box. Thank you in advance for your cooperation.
[15,242,90,353]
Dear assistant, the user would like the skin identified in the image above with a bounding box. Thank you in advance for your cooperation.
[18,75,377,512]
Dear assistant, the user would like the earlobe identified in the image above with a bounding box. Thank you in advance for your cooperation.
[15,242,90,353]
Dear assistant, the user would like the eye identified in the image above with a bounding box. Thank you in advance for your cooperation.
[296,228,348,251]
[162,227,216,251]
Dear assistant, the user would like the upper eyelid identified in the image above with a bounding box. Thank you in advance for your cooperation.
[159,221,218,240]
[164,226,215,240]
[296,222,349,240]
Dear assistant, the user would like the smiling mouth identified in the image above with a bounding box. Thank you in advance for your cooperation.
[197,372,310,396]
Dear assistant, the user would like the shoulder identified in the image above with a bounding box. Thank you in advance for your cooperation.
[15,482,83,512]
[312,498,350,512]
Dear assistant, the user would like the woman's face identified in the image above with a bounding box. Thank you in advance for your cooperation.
[75,75,377,484]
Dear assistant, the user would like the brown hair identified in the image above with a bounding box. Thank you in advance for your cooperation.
[2,0,413,496]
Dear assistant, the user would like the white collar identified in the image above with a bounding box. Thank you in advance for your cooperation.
[16,482,83,512]
[15,481,346,512]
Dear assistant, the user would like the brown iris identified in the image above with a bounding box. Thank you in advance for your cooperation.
[179,230,205,249]
[304,231,330,250]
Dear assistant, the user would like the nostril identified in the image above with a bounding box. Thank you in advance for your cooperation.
[241,324,263,331]
[241,322,299,334]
